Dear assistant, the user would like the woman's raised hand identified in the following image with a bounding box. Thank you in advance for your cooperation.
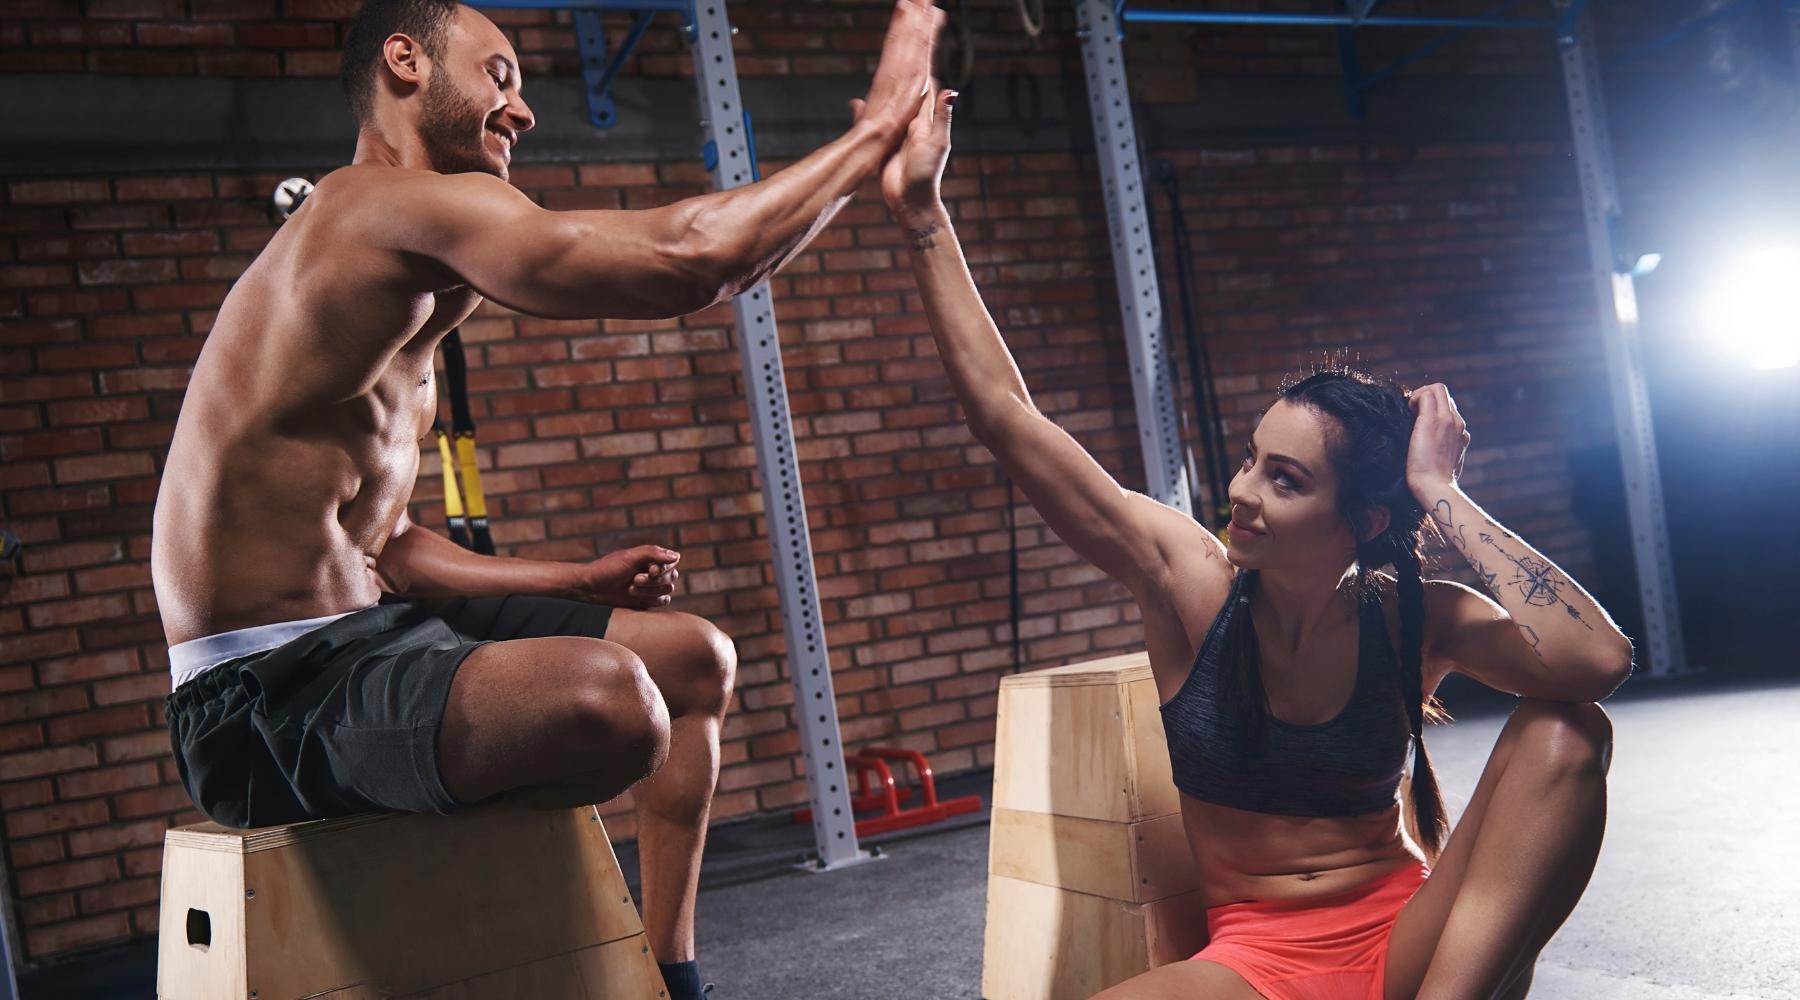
[853,83,958,228]
[1405,382,1471,501]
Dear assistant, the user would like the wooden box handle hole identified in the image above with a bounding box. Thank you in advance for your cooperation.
[186,907,211,950]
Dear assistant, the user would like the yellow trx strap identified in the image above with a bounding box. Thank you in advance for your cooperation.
[454,431,492,555]
[440,330,494,555]
[435,421,469,549]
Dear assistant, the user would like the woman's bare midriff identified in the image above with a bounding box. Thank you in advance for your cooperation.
[1181,793,1425,907]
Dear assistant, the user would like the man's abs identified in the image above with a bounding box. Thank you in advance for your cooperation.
[153,412,425,646]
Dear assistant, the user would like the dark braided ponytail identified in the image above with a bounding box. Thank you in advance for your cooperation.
[1387,540,1449,854]
[1220,365,1449,855]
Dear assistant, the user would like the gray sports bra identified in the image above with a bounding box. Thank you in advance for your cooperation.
[1159,572,1412,817]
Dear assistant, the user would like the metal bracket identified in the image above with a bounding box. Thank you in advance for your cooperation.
[480,0,695,130]
[702,110,760,182]
[574,10,655,129]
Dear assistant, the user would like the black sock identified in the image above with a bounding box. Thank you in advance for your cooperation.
[658,959,707,1000]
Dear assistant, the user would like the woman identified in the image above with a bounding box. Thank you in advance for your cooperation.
[872,87,1632,999]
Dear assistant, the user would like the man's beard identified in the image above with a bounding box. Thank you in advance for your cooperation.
[419,74,504,179]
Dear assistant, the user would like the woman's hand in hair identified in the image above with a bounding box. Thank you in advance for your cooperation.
[1405,382,1471,504]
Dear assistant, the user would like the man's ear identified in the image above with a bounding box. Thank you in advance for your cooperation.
[383,32,428,89]
[1359,506,1392,545]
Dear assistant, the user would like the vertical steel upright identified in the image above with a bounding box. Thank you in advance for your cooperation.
[1073,0,1194,515]
[1554,2,1689,676]
[0,886,15,1000]
[686,1,868,867]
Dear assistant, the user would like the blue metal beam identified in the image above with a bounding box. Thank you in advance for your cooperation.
[1121,10,1555,30]
[475,1,693,129]
[1349,0,1528,99]
[480,0,691,11]
[1610,0,1753,60]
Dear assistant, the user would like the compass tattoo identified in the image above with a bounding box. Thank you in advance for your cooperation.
[1480,532,1593,630]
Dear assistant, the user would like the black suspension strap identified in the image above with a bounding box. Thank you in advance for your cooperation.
[1152,160,1232,532]
[440,330,494,555]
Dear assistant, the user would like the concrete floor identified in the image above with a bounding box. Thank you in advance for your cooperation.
[22,674,1799,998]
[680,675,1800,999]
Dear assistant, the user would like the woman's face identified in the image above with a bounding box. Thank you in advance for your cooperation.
[1225,400,1364,575]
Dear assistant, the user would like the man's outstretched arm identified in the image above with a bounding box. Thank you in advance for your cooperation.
[375,1,944,321]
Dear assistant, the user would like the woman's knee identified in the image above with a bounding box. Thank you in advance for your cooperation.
[564,642,672,779]
[1511,698,1613,776]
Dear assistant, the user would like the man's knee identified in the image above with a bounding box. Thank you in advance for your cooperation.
[1511,699,1613,776]
[564,642,672,780]
[660,613,737,719]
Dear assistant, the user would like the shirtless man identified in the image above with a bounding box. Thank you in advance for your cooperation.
[150,1,942,995]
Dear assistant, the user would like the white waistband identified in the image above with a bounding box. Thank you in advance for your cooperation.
[168,612,355,688]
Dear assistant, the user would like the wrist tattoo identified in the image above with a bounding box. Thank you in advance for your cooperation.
[906,221,940,251]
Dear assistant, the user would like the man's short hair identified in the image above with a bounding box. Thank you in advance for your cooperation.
[340,0,463,126]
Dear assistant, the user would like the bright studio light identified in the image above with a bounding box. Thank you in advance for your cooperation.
[1703,247,1800,370]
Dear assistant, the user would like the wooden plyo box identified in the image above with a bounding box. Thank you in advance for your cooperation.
[156,805,666,1000]
[982,653,1208,1000]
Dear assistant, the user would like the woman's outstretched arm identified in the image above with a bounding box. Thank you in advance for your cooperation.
[1407,383,1635,701]
[874,87,1229,673]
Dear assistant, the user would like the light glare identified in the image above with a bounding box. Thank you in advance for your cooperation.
[1704,247,1800,370]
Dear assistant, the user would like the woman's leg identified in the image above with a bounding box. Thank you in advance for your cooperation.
[1091,960,1267,1000]
[1382,699,1613,999]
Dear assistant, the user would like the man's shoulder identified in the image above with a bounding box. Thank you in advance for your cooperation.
[306,166,522,246]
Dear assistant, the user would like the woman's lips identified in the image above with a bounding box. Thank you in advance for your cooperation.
[1228,520,1265,539]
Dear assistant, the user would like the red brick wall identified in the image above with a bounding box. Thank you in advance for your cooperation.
[1,0,1589,81]
[0,0,1637,966]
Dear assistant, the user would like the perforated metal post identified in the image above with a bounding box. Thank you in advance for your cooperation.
[1074,0,1193,514]
[688,1,870,868]
[0,859,17,1000]
[1555,3,1690,676]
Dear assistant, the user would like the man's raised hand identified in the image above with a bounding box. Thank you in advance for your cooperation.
[855,1,946,142]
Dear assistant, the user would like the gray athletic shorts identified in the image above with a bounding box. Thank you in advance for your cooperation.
[165,595,613,829]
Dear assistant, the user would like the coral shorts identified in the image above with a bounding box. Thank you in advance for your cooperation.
[1193,860,1430,1000]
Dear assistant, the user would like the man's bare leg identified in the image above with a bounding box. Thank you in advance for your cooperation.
[436,635,673,807]
[601,609,737,963]
[433,609,734,992]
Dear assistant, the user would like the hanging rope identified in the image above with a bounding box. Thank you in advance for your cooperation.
[1016,0,1046,40]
